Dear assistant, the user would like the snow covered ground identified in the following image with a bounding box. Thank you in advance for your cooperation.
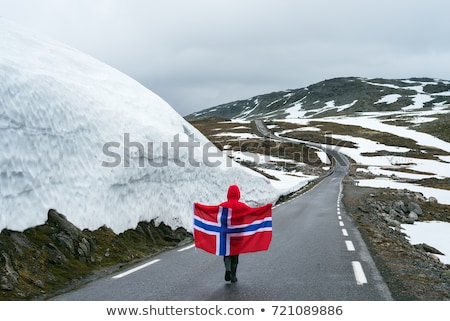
[0,19,284,234]
[402,221,450,265]
[355,179,450,205]
[258,168,317,195]
[277,115,450,204]
[210,124,327,197]
[276,114,450,264]
[199,110,450,263]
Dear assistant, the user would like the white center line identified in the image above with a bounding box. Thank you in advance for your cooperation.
[352,261,368,285]
[342,228,348,236]
[178,244,195,252]
[339,221,344,227]
[112,259,160,279]
[345,240,355,251]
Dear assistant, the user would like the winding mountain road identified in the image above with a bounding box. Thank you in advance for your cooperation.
[52,121,392,301]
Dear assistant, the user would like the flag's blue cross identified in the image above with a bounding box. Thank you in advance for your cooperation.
[194,207,272,256]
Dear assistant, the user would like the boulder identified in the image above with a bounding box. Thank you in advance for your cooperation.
[404,211,418,224]
[414,243,444,255]
[412,192,427,202]
[47,209,81,240]
[408,202,423,215]
[393,200,407,213]
[389,209,402,220]
[384,217,401,230]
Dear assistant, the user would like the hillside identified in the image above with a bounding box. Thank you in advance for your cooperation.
[187,77,450,196]
[186,77,450,123]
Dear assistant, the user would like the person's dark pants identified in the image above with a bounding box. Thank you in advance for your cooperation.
[224,255,239,282]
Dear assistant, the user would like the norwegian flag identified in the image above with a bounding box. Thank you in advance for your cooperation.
[193,203,272,256]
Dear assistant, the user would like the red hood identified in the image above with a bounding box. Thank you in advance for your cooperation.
[227,185,241,201]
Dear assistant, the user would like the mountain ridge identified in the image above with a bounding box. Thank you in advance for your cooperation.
[185,77,450,120]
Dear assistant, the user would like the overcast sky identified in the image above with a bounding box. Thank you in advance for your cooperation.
[1,0,450,116]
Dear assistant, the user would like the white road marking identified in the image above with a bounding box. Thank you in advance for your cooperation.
[352,261,368,285]
[338,184,366,285]
[345,240,355,251]
[178,244,195,252]
[112,259,161,279]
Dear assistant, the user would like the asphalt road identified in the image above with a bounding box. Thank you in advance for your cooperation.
[52,123,392,301]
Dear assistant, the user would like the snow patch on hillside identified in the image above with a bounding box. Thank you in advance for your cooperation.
[276,115,450,204]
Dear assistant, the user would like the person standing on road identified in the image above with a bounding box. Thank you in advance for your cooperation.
[219,185,249,283]
[193,184,272,284]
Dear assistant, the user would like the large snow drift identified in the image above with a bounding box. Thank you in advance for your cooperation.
[0,20,279,233]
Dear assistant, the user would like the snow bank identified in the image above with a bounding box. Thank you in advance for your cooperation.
[0,20,279,233]
[402,221,450,264]
[356,179,450,205]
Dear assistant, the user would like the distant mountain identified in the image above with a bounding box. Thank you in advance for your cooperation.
[186,77,450,120]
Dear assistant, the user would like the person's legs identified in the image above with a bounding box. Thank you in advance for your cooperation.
[230,255,239,283]
[224,256,231,281]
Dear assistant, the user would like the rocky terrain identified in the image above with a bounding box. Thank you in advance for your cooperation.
[0,210,192,300]
[342,184,450,300]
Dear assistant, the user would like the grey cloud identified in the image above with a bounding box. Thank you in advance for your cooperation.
[1,0,450,116]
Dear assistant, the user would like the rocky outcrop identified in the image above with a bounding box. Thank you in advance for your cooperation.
[0,251,19,291]
[359,192,426,229]
[0,209,192,300]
